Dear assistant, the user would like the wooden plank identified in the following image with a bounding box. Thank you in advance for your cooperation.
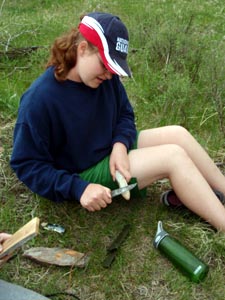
[0,217,40,259]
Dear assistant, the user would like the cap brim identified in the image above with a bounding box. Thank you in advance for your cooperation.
[98,48,131,77]
[109,54,132,77]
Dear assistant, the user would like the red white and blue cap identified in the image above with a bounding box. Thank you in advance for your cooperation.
[78,12,131,77]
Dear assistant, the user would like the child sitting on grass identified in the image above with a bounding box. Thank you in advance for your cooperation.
[10,12,225,232]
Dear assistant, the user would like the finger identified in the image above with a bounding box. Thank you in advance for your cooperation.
[121,169,132,183]
[90,201,103,211]
[86,205,98,212]
[92,204,102,211]
[105,188,112,199]
[104,197,112,205]
[99,201,107,208]
[0,233,12,242]
[97,197,110,208]
[101,192,112,206]
[110,164,116,181]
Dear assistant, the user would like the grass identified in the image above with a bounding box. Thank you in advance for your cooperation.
[1,0,225,299]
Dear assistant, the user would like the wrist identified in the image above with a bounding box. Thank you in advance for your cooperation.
[113,142,127,152]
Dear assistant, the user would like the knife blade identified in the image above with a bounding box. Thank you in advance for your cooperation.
[111,183,137,198]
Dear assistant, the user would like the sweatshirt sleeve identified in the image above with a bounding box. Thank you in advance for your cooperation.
[10,123,89,202]
[111,78,137,150]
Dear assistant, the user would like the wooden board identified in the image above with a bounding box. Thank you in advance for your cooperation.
[0,217,40,259]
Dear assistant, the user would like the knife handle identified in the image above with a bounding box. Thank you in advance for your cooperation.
[102,250,117,268]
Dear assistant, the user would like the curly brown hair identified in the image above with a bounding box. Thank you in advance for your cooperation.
[46,27,96,81]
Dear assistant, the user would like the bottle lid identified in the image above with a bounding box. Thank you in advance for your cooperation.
[153,221,169,248]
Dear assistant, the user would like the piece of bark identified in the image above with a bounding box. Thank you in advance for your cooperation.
[23,247,89,268]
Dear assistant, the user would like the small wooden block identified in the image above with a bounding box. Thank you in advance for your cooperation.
[0,217,40,259]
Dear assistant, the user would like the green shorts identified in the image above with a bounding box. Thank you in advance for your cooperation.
[79,134,146,198]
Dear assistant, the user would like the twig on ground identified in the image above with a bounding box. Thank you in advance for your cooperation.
[0,0,6,16]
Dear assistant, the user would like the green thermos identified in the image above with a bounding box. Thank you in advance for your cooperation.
[153,221,209,283]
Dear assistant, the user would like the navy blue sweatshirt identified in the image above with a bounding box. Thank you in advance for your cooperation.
[10,67,137,202]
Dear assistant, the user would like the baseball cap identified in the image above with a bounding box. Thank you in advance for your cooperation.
[78,12,131,77]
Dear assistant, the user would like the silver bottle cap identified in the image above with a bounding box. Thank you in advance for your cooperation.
[153,221,169,248]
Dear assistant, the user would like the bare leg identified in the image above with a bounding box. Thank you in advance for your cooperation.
[138,126,225,195]
[128,126,225,231]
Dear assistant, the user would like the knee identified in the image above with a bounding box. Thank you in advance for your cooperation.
[166,144,190,166]
[170,125,192,141]
[170,125,189,136]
